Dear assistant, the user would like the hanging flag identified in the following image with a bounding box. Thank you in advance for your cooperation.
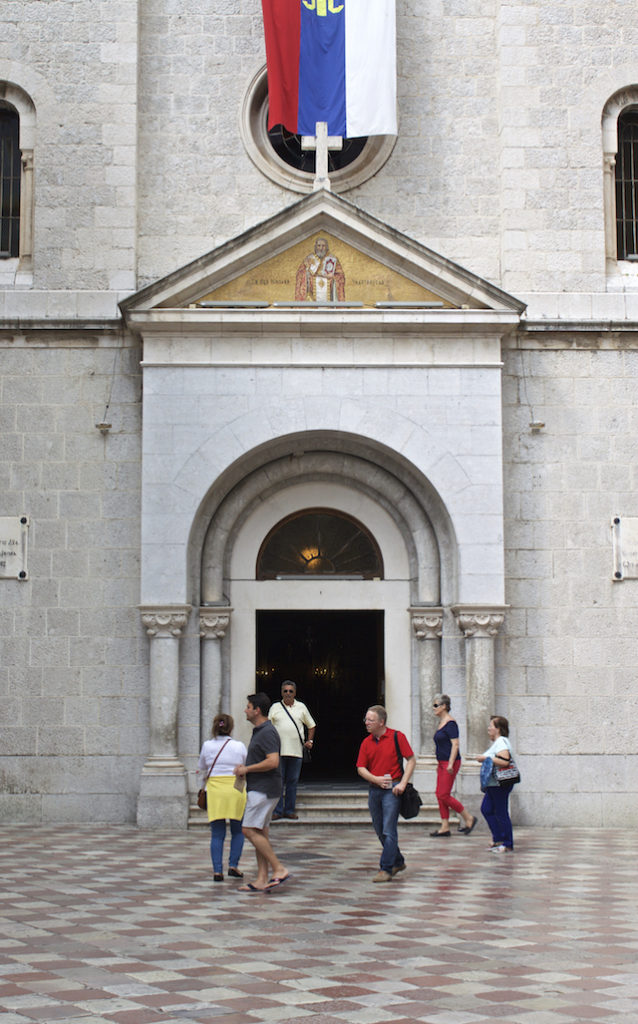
[261,0,397,139]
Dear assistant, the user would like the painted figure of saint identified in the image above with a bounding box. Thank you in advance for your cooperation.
[295,237,346,302]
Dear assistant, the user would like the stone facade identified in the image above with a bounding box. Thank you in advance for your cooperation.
[0,334,144,823]
[501,342,638,823]
[1,1,637,826]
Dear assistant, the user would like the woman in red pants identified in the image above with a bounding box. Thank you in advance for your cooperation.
[430,694,477,837]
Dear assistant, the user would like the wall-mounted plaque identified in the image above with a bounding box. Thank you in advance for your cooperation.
[0,516,29,580]
[611,516,638,580]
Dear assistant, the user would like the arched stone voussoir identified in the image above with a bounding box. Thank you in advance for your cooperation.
[172,397,468,522]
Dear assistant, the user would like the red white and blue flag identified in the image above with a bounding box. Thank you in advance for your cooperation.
[261,0,397,139]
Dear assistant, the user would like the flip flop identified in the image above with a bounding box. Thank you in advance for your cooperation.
[265,874,291,889]
[238,883,269,894]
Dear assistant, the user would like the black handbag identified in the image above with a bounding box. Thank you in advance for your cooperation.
[393,731,422,819]
[399,782,423,819]
[495,758,521,785]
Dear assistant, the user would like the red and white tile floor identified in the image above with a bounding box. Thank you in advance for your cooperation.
[0,824,636,1024]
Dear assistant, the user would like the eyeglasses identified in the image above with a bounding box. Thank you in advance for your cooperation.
[433,703,443,708]
[282,688,295,694]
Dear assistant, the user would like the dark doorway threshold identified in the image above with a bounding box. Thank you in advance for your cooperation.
[256,609,384,781]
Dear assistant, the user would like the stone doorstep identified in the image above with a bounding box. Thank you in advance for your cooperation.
[188,788,458,828]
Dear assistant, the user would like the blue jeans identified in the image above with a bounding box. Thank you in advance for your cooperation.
[210,819,244,873]
[368,784,404,873]
[481,785,514,848]
[275,756,303,816]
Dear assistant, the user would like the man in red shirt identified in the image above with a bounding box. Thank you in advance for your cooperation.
[356,705,416,882]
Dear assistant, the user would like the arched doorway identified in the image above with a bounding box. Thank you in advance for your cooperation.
[253,506,385,779]
[196,440,453,767]
[208,471,429,750]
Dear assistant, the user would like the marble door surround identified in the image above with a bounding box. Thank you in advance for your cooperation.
[136,601,506,827]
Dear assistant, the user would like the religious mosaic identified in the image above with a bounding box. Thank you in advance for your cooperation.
[197,232,452,308]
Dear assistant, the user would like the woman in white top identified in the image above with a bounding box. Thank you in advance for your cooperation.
[476,715,515,852]
[197,713,247,881]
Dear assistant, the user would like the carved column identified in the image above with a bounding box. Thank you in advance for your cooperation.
[452,605,506,758]
[603,153,617,263]
[137,605,191,829]
[410,607,443,755]
[199,608,231,747]
[18,149,34,268]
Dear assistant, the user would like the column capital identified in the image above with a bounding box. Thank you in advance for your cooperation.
[139,605,191,637]
[410,607,444,640]
[199,607,232,639]
[451,604,507,638]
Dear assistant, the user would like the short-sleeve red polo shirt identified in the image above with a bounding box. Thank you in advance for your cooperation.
[356,728,414,781]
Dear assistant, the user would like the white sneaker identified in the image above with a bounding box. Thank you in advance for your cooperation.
[491,844,511,853]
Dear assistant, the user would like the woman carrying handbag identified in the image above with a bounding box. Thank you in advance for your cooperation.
[197,713,247,881]
[476,715,518,852]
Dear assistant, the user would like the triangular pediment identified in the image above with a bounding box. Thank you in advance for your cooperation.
[121,191,525,320]
[198,230,453,309]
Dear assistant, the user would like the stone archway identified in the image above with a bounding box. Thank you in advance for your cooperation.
[196,441,449,760]
[138,433,506,827]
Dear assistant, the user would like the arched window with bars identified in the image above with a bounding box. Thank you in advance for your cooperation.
[0,83,36,284]
[0,105,20,258]
[615,107,638,261]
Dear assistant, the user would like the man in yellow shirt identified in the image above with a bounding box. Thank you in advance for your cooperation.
[269,681,316,820]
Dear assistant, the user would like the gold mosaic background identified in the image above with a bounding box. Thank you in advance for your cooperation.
[198,232,452,307]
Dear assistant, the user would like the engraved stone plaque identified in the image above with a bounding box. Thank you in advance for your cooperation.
[611,516,638,580]
[0,516,29,580]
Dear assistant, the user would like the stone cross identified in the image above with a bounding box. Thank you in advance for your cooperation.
[301,121,343,191]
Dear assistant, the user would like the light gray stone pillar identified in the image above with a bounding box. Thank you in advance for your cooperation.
[137,605,191,829]
[199,608,231,747]
[15,149,34,286]
[603,153,617,263]
[19,150,34,264]
[451,605,506,757]
[410,607,443,755]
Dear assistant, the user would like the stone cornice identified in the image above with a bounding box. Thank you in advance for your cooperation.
[518,321,638,337]
[129,306,520,339]
[0,321,123,339]
[139,605,192,637]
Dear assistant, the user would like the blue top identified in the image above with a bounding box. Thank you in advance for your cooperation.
[433,720,461,762]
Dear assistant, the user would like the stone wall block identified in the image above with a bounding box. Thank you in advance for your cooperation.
[36,727,85,756]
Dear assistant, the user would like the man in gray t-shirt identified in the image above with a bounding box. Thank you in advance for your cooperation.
[233,693,289,892]
[246,717,281,798]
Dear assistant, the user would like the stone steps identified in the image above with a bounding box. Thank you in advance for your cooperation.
[188,786,458,828]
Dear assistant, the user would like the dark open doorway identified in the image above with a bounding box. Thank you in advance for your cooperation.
[256,610,384,782]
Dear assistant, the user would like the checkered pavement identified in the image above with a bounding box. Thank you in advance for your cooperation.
[0,824,636,1024]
